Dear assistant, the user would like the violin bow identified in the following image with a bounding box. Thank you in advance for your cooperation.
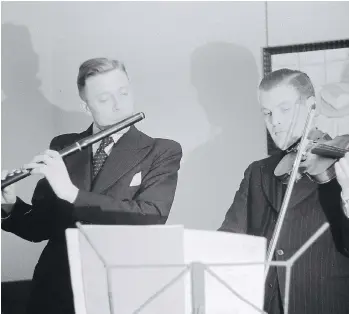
[265,103,317,278]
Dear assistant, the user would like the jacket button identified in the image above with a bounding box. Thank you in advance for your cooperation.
[276,249,284,256]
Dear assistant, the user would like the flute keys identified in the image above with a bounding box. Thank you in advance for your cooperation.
[6,169,26,177]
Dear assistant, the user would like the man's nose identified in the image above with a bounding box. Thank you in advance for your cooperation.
[271,111,281,127]
[111,95,119,110]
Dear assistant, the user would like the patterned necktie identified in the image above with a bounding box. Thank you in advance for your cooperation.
[92,136,114,179]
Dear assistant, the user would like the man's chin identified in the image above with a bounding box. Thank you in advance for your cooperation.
[95,123,114,131]
[274,137,300,151]
[96,113,134,130]
[272,136,289,151]
[98,120,123,130]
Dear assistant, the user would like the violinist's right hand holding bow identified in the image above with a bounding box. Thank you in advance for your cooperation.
[1,170,16,215]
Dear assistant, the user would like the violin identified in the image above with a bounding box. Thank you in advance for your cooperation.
[275,128,349,184]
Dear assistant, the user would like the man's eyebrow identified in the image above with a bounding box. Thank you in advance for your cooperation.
[95,92,110,96]
[277,101,291,107]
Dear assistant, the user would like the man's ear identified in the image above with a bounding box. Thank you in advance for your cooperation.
[306,96,316,109]
[80,102,92,116]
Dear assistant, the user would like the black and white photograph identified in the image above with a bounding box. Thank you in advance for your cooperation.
[1,2,349,314]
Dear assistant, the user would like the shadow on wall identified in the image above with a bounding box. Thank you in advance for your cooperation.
[168,42,265,230]
[1,23,91,182]
[1,22,55,170]
[1,23,91,283]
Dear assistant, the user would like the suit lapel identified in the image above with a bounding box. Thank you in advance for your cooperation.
[260,155,285,212]
[260,154,318,212]
[287,176,318,209]
[67,125,93,191]
[92,126,153,193]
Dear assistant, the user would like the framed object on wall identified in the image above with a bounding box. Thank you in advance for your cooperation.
[262,39,349,155]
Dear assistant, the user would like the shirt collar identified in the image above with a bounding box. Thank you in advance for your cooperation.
[92,123,130,143]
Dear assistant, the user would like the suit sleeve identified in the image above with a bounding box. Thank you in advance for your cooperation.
[70,141,182,225]
[1,136,66,242]
[1,178,56,242]
[218,163,254,234]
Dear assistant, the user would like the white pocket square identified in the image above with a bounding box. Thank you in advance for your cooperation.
[130,172,142,187]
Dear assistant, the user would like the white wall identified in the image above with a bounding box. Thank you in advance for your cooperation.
[2,1,349,281]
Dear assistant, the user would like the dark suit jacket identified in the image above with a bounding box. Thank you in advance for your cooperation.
[2,125,182,314]
[219,153,349,314]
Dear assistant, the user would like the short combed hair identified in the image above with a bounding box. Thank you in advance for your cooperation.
[77,57,128,96]
[259,68,315,101]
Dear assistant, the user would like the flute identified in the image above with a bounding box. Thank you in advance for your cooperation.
[1,112,145,190]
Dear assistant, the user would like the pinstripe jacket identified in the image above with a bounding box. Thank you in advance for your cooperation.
[219,153,349,314]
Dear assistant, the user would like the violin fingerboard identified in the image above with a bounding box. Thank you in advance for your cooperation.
[311,144,347,158]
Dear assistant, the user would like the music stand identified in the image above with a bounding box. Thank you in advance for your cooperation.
[66,224,267,314]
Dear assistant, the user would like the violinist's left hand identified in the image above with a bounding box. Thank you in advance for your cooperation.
[335,152,349,200]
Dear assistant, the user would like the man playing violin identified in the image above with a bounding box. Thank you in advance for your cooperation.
[219,68,349,314]
[1,57,182,314]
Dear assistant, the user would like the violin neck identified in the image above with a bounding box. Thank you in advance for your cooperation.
[311,144,349,158]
